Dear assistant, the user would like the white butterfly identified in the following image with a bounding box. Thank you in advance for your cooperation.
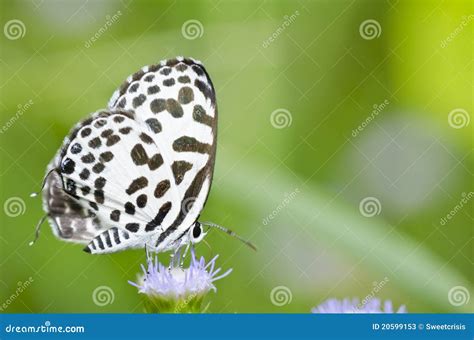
[32,57,254,255]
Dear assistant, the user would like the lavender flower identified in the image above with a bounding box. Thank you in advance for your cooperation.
[311,298,407,313]
[129,249,232,313]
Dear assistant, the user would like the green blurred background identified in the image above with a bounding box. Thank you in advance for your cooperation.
[0,0,472,313]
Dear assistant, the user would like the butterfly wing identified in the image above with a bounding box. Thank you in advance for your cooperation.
[107,57,218,251]
[43,119,107,244]
[43,57,217,254]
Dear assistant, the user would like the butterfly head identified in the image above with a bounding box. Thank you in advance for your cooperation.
[189,221,207,244]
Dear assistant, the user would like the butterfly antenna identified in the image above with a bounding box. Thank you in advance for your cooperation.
[201,222,257,251]
[30,168,57,198]
[29,214,48,246]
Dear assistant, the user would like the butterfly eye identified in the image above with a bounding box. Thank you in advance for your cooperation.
[192,223,202,239]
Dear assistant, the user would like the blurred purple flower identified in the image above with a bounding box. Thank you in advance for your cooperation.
[312,298,407,313]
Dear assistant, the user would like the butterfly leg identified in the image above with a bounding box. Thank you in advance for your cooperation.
[29,214,49,246]
[144,244,151,261]
[179,242,191,267]
[169,246,184,269]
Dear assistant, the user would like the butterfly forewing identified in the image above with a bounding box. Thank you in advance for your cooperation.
[107,57,217,251]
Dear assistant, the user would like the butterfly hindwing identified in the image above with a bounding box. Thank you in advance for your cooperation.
[43,167,101,243]
[56,110,185,253]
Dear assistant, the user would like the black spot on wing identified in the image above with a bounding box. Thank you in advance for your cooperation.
[192,64,205,76]
[94,190,104,204]
[173,136,211,154]
[81,186,90,196]
[106,134,121,146]
[136,194,147,208]
[81,153,95,163]
[88,137,101,149]
[178,87,194,104]
[160,67,172,75]
[128,83,139,93]
[163,78,175,87]
[148,154,163,170]
[140,132,154,145]
[125,223,139,233]
[81,127,92,138]
[147,85,160,95]
[133,94,147,108]
[130,144,148,165]
[61,158,75,174]
[101,129,113,138]
[119,127,132,134]
[144,74,155,82]
[145,118,162,133]
[92,163,105,174]
[94,177,106,189]
[177,75,190,84]
[194,79,214,102]
[166,58,179,67]
[100,151,114,162]
[145,202,172,231]
[125,202,135,215]
[110,210,120,222]
[117,98,127,108]
[126,177,148,195]
[166,99,183,118]
[171,160,193,185]
[150,99,166,113]
[193,105,213,126]
[154,179,170,198]
[94,119,107,128]
[113,115,125,123]
[70,143,82,154]
[176,63,188,72]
